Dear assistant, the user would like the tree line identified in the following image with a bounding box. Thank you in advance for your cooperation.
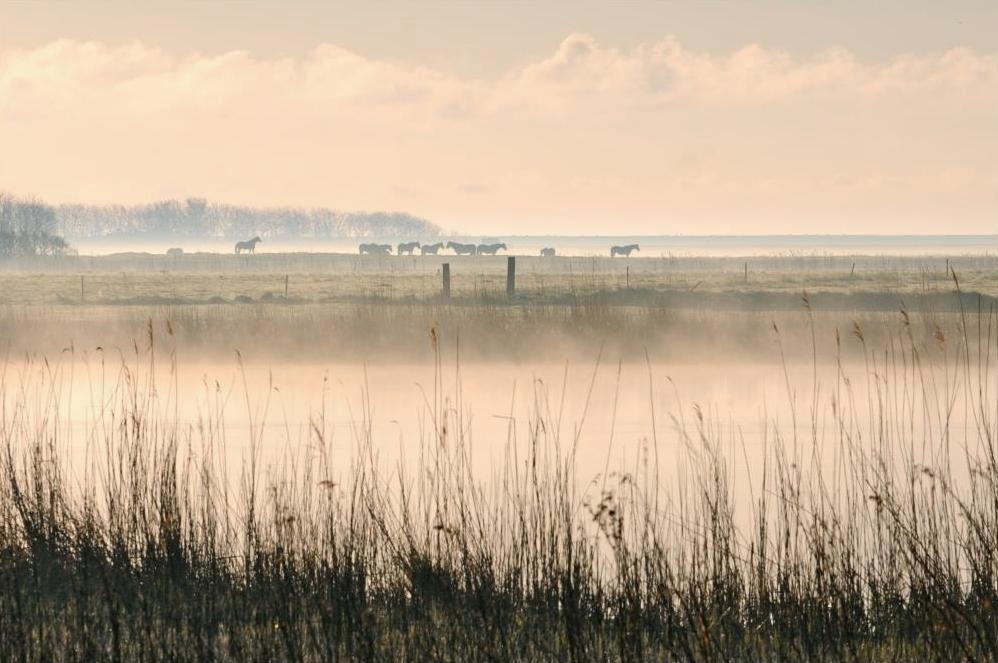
[0,193,71,256]
[55,197,440,239]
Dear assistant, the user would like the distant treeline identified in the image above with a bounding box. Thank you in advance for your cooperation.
[55,197,441,239]
[0,193,70,256]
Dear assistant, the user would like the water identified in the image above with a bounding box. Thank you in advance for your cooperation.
[21,352,978,523]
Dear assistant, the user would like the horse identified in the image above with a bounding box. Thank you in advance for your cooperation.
[610,244,639,257]
[397,241,421,255]
[477,242,507,255]
[235,237,262,254]
[359,243,392,255]
[420,242,444,255]
[166,247,184,257]
[539,247,556,257]
[446,241,477,255]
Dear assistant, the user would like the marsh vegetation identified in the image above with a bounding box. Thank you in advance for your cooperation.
[0,256,996,661]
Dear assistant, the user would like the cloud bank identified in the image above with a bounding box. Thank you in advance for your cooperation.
[2,35,996,233]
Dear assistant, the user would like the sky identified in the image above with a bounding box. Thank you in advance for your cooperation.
[1,0,996,235]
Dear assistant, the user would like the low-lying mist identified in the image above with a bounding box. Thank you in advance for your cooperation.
[0,300,978,366]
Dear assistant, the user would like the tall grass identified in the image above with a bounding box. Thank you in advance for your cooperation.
[0,297,997,660]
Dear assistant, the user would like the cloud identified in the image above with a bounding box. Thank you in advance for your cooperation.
[3,34,994,117]
[0,35,995,233]
[505,34,998,106]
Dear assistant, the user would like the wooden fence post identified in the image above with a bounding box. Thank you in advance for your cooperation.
[442,263,451,301]
[80,275,85,303]
[506,256,515,300]
[284,274,289,298]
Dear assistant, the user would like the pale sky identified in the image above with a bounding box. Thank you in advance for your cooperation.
[2,1,996,234]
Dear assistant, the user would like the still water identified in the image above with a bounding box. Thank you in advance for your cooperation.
[16,353,978,518]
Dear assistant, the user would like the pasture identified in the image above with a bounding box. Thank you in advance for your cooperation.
[0,252,994,306]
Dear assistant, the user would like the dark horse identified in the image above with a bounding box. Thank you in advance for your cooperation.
[446,241,477,255]
[235,237,262,254]
[359,243,392,255]
[477,242,507,255]
[610,244,639,257]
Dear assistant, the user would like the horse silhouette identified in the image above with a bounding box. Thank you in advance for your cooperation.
[235,237,262,254]
[166,247,184,257]
[420,242,444,255]
[446,241,477,255]
[477,242,507,255]
[397,241,421,255]
[610,243,639,257]
[539,247,556,257]
[359,243,392,255]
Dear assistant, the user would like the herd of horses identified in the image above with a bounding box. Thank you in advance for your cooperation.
[225,237,641,257]
[359,241,510,256]
[357,241,641,257]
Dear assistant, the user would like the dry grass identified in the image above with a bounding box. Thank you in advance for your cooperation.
[2,253,998,305]
[0,284,996,660]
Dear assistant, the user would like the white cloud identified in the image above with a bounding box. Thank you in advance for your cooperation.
[0,35,995,233]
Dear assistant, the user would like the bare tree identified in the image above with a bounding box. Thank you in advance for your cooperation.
[0,193,71,257]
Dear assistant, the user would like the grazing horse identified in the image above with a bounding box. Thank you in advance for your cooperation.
[420,242,444,255]
[539,247,556,257]
[477,242,507,255]
[397,241,421,255]
[166,247,184,257]
[610,243,640,257]
[446,241,477,255]
[235,237,262,254]
[359,243,392,255]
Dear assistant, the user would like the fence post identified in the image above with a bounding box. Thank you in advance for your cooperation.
[80,275,85,303]
[442,263,451,301]
[506,256,515,300]
[284,274,289,298]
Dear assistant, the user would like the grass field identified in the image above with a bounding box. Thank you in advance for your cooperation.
[1,253,996,306]
[0,252,992,362]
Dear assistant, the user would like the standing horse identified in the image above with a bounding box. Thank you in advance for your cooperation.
[539,247,556,257]
[359,243,392,255]
[397,241,421,255]
[235,237,262,254]
[610,244,639,257]
[446,241,477,255]
[477,242,507,255]
[420,242,444,255]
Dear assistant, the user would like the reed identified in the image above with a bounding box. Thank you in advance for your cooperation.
[0,294,996,661]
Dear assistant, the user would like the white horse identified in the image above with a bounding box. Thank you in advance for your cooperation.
[235,237,262,254]
[610,244,639,257]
